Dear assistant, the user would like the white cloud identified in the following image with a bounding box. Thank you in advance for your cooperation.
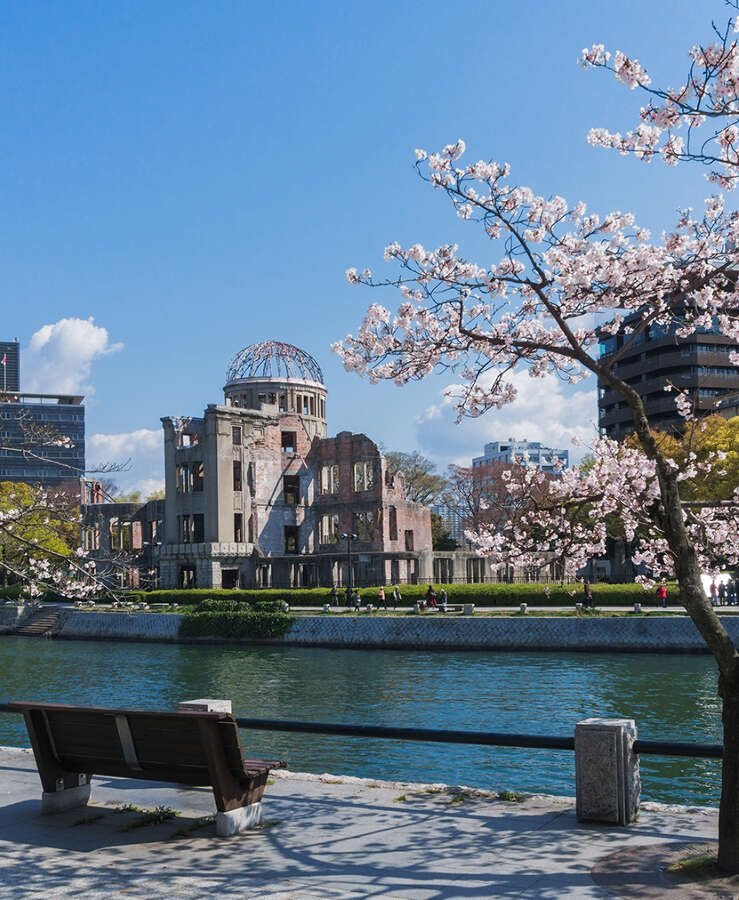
[88,428,163,496]
[23,317,123,395]
[416,369,599,469]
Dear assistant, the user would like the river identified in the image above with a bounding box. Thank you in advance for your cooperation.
[0,636,722,806]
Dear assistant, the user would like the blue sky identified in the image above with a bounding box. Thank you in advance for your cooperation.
[0,0,724,493]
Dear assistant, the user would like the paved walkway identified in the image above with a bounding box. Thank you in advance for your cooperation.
[0,746,721,898]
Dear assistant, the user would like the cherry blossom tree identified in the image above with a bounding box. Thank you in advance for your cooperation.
[582,3,739,188]
[0,409,128,601]
[334,133,739,868]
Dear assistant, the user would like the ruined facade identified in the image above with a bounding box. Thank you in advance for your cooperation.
[158,341,432,589]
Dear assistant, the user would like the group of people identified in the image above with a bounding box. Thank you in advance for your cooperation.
[709,580,739,607]
[419,584,448,610]
[328,584,453,610]
[329,584,404,609]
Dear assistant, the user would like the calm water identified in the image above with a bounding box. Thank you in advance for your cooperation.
[0,636,723,806]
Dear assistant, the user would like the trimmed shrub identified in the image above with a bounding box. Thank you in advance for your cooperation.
[180,611,294,640]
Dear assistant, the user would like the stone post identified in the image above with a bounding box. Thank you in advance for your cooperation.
[574,717,640,826]
[178,698,232,714]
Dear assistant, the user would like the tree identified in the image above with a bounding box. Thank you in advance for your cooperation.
[582,6,739,189]
[334,10,739,868]
[383,450,447,505]
[443,461,521,534]
[0,480,89,595]
[0,407,127,598]
[430,511,458,550]
[628,415,739,503]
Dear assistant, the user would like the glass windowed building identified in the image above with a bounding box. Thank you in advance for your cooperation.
[0,391,85,487]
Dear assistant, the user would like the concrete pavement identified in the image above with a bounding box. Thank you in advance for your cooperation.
[0,745,722,899]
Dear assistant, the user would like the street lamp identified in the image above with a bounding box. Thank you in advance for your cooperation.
[340,532,358,599]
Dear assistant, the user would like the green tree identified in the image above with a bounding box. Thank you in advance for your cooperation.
[430,512,459,550]
[0,481,76,587]
[383,450,447,505]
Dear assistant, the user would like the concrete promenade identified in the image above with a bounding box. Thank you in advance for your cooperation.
[0,745,721,898]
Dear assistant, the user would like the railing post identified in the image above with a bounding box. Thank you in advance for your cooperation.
[575,717,640,825]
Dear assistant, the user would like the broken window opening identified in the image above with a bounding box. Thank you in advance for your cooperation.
[232,426,242,446]
[353,460,374,492]
[179,565,196,588]
[320,463,339,494]
[177,464,190,494]
[192,462,204,492]
[181,515,192,543]
[353,511,374,542]
[405,529,414,552]
[233,460,242,492]
[234,513,243,543]
[389,506,398,541]
[319,514,340,545]
[222,569,239,589]
[279,393,287,412]
[192,513,204,543]
[284,525,299,553]
[281,431,296,454]
[283,474,300,505]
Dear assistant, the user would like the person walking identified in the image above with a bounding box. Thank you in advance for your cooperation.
[730,581,738,606]
[378,586,387,609]
[391,585,402,609]
[710,580,719,607]
[656,582,667,609]
[719,581,727,607]
[330,584,339,606]
[584,580,594,610]
[426,585,438,608]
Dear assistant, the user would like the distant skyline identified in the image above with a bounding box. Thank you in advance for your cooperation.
[0,1,722,493]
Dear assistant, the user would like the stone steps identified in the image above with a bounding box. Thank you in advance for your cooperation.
[13,609,62,637]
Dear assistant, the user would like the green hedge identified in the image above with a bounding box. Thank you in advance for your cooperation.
[0,584,24,601]
[180,610,294,639]
[135,583,670,608]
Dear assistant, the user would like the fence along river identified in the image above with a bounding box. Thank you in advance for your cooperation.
[0,636,723,806]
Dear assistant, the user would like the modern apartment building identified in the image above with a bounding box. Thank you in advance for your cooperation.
[472,439,568,472]
[0,391,85,486]
[598,321,739,438]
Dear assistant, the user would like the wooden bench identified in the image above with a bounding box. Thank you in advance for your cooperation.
[8,701,286,836]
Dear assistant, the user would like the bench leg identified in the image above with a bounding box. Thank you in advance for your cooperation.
[216,801,262,836]
[42,775,92,815]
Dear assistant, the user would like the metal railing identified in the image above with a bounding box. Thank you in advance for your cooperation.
[0,704,723,759]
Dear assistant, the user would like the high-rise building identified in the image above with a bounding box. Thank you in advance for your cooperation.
[598,319,739,438]
[0,340,20,392]
[0,392,85,486]
[0,339,85,487]
[472,439,568,472]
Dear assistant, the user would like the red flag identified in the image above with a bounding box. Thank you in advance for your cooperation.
[0,354,5,366]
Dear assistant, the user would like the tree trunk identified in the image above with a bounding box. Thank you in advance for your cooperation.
[720,678,739,873]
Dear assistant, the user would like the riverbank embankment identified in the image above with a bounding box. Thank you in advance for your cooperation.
[0,744,719,899]
[4,605,739,651]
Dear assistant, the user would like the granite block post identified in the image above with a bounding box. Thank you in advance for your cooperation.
[178,698,233,713]
[575,717,640,825]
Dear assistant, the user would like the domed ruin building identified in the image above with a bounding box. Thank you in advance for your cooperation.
[158,341,432,589]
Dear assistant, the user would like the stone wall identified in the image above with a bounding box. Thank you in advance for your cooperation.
[47,609,739,652]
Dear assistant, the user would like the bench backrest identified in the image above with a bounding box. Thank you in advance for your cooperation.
[8,702,246,785]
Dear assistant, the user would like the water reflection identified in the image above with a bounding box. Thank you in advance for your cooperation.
[0,637,723,805]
